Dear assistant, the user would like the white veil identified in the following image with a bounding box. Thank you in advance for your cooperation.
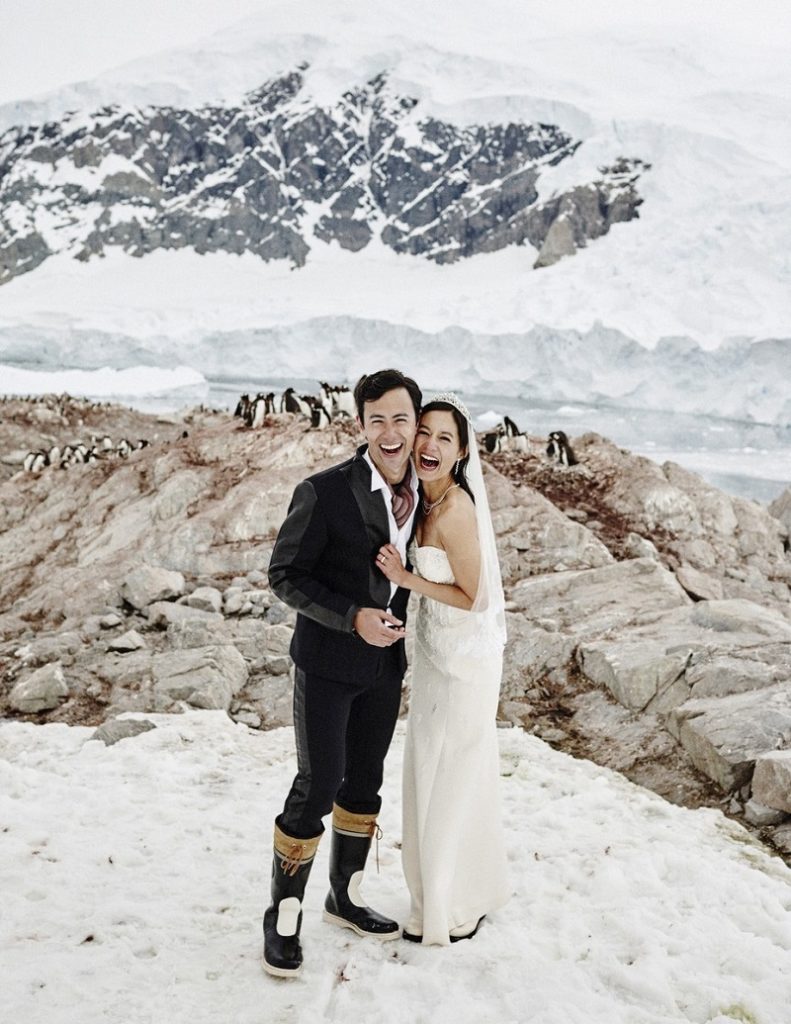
[428,393,507,650]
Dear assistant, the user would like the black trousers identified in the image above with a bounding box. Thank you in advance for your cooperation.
[277,650,403,840]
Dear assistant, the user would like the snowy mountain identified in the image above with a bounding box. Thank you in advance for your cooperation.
[0,0,789,418]
[0,68,647,284]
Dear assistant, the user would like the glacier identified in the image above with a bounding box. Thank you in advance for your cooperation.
[2,317,789,427]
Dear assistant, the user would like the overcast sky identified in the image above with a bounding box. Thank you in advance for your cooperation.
[0,0,266,104]
[1,0,790,107]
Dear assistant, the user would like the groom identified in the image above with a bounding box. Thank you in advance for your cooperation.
[263,367,422,977]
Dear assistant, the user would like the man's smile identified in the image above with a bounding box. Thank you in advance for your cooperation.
[379,441,405,457]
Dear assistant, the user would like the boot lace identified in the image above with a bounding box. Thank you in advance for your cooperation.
[280,842,310,877]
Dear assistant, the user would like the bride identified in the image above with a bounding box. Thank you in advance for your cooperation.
[376,393,510,945]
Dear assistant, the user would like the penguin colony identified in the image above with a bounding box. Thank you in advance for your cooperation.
[237,389,581,468]
[234,382,355,430]
[23,436,151,472]
[12,389,580,472]
[3,393,153,474]
[0,393,112,413]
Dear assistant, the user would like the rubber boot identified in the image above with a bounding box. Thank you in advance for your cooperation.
[262,823,321,977]
[322,803,400,940]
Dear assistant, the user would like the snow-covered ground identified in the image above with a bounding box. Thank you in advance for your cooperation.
[0,363,208,401]
[2,710,790,1024]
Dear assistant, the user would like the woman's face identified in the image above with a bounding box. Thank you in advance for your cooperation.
[413,409,466,483]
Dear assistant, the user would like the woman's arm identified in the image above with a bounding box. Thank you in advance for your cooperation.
[378,499,480,611]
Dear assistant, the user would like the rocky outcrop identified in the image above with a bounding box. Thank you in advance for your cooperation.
[665,687,791,792]
[91,717,156,746]
[150,645,248,711]
[146,602,222,628]
[577,599,791,712]
[0,69,648,284]
[769,487,791,539]
[120,565,186,610]
[752,752,791,814]
[532,160,648,269]
[488,433,791,833]
[492,476,614,583]
[107,629,146,652]
[1,400,790,852]
[492,433,791,614]
[184,586,223,613]
[9,662,69,712]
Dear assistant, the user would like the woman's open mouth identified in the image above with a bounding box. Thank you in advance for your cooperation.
[419,453,440,471]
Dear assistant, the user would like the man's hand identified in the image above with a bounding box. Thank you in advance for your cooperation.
[353,607,405,647]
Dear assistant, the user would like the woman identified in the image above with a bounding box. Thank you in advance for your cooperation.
[376,393,509,945]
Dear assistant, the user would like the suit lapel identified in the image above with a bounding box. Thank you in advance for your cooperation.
[349,448,392,607]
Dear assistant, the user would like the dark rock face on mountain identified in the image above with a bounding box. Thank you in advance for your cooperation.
[0,68,648,283]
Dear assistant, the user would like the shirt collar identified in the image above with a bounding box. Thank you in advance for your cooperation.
[363,448,417,496]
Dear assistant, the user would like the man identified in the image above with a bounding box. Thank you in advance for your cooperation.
[263,368,421,977]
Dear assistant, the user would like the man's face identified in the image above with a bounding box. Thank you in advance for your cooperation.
[359,387,418,484]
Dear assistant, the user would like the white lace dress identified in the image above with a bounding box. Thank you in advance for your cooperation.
[401,545,510,945]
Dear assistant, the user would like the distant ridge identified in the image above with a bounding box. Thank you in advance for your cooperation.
[0,67,647,284]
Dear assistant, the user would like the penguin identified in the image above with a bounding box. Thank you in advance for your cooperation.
[331,386,355,418]
[280,387,311,417]
[546,430,579,466]
[483,425,505,454]
[24,450,47,472]
[310,400,332,429]
[249,393,268,428]
[506,432,529,452]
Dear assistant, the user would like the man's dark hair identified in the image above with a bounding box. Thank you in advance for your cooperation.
[353,369,422,422]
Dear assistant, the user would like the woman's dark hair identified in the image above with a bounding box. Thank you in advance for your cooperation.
[419,400,475,505]
[353,369,422,422]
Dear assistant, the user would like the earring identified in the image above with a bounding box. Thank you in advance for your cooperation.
[454,459,460,475]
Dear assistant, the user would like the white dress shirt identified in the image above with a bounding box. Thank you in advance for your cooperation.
[364,449,419,606]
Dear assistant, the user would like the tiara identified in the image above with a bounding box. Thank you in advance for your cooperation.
[428,392,472,421]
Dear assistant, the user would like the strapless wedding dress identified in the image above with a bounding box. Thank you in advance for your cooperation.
[401,545,510,945]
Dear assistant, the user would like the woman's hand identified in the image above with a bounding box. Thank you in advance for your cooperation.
[376,544,408,587]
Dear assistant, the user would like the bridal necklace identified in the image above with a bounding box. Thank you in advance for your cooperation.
[421,482,458,515]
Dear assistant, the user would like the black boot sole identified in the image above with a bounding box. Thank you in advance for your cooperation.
[322,909,401,940]
[262,955,303,978]
[449,915,486,943]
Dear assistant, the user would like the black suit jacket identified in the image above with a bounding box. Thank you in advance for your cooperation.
[268,445,412,683]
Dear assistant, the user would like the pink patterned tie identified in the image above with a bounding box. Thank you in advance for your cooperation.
[390,465,414,529]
